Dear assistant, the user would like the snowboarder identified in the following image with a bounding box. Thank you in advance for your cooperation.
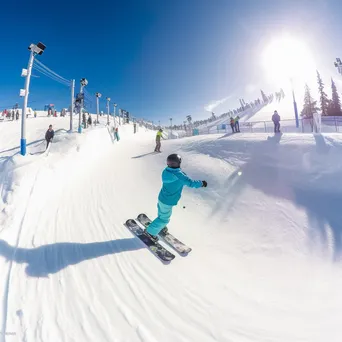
[272,110,281,133]
[154,129,164,152]
[230,117,235,133]
[144,154,207,241]
[45,125,54,149]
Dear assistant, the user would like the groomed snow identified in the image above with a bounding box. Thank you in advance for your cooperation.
[1,115,342,342]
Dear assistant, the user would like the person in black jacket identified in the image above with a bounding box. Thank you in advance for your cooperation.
[45,125,54,149]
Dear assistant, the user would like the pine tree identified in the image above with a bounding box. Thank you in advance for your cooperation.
[316,70,329,115]
[301,84,319,118]
[260,90,268,103]
[327,78,342,116]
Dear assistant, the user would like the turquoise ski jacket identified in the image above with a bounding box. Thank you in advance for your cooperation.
[158,167,203,206]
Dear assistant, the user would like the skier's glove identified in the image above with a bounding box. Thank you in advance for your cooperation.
[202,180,207,187]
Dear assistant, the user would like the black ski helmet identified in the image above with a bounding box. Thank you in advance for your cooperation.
[167,154,182,168]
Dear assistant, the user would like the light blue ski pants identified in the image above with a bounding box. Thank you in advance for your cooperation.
[146,201,173,236]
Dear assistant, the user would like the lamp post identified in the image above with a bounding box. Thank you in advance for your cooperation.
[96,92,102,124]
[20,42,46,155]
[70,79,75,131]
[78,78,88,133]
[290,78,299,128]
[113,103,117,125]
[106,97,111,125]
[334,58,342,76]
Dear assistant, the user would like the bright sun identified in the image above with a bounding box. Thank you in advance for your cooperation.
[261,35,316,85]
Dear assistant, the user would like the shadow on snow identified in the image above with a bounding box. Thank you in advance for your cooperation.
[0,238,144,277]
[182,132,342,260]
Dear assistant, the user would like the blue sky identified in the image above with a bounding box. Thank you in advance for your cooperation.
[1,0,342,124]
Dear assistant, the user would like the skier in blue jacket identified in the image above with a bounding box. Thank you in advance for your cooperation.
[145,154,207,241]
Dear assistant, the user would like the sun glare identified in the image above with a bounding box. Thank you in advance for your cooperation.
[262,35,316,85]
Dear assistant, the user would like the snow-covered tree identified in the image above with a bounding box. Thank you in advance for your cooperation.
[327,78,342,116]
[260,90,268,103]
[301,84,319,118]
[316,70,329,116]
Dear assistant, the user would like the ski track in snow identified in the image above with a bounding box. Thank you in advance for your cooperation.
[1,115,342,341]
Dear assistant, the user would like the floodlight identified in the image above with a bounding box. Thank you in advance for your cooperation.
[28,42,46,55]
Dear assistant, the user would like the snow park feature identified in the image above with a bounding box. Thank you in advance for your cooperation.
[0,112,342,342]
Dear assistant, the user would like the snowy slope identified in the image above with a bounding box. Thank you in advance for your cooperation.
[1,115,342,342]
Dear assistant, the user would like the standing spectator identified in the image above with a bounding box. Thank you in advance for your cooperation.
[87,114,92,127]
[82,113,87,128]
[234,116,240,132]
[154,129,164,152]
[114,127,120,141]
[45,125,54,149]
[230,117,235,133]
[34,110,37,118]
[133,122,137,134]
[272,110,281,133]
[16,110,19,120]
[11,110,14,121]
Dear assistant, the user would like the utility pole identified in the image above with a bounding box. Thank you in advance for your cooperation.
[113,103,117,126]
[78,78,88,133]
[20,42,46,155]
[106,97,111,125]
[96,92,102,124]
[70,79,75,132]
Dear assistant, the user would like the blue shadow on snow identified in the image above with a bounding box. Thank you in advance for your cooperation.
[0,238,144,277]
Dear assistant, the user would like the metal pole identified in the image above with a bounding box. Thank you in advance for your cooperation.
[107,99,110,125]
[96,96,99,124]
[78,85,84,133]
[113,104,117,126]
[21,51,35,156]
[70,79,75,132]
[291,79,299,128]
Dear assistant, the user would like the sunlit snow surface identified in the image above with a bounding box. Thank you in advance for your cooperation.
[0,113,342,341]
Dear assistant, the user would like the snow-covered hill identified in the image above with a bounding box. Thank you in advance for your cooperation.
[0,114,342,342]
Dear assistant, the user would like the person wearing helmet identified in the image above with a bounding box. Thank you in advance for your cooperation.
[154,129,164,152]
[144,153,208,241]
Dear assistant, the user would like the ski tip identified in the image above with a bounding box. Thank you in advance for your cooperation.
[137,213,148,219]
[125,219,137,225]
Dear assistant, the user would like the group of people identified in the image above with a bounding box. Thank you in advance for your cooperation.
[230,116,240,133]
[1,109,20,121]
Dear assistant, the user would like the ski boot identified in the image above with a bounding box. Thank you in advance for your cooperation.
[143,229,159,243]
[159,227,168,236]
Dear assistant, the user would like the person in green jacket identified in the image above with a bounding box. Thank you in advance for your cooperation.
[154,129,164,152]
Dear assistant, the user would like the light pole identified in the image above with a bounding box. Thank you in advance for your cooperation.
[70,79,75,132]
[96,92,102,124]
[334,58,342,76]
[290,78,299,128]
[78,78,88,133]
[170,118,173,139]
[20,42,46,155]
[106,97,111,125]
[113,103,117,125]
